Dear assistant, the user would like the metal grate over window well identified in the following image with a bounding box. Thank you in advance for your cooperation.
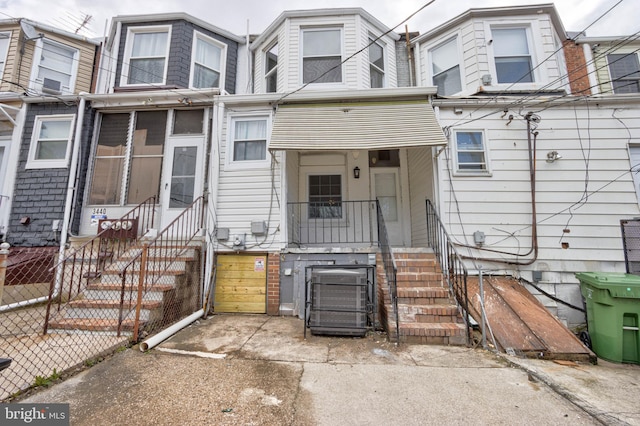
[621,219,640,274]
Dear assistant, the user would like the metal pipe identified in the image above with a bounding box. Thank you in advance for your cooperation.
[0,94,86,313]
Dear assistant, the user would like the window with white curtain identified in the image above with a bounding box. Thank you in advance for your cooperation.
[491,27,534,84]
[430,36,461,96]
[122,26,170,85]
[227,116,270,168]
[191,31,225,89]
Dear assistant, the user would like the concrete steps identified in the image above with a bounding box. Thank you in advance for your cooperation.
[378,249,467,345]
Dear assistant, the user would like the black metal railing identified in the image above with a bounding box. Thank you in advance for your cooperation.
[425,199,470,344]
[119,195,205,341]
[376,201,399,343]
[287,200,378,246]
[43,196,157,334]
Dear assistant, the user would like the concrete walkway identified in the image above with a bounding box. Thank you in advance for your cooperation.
[19,314,639,425]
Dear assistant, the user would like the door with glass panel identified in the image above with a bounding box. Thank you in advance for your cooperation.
[371,168,403,246]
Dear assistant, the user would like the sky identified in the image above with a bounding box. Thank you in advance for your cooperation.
[1,0,638,39]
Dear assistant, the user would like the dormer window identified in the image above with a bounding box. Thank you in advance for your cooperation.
[32,39,79,95]
[607,53,640,94]
[302,28,342,84]
[122,26,170,86]
[265,42,278,92]
[0,32,10,77]
[491,27,534,84]
[191,31,226,89]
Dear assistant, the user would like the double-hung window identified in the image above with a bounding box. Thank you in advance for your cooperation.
[608,53,640,94]
[228,116,269,167]
[265,42,278,92]
[454,130,489,173]
[302,28,342,84]
[191,31,225,89]
[0,32,11,78]
[33,39,78,95]
[26,115,75,169]
[492,27,534,84]
[430,36,461,96]
[122,26,170,85]
[369,38,385,88]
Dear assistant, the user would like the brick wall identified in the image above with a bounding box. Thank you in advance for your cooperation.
[266,252,280,315]
[563,40,592,95]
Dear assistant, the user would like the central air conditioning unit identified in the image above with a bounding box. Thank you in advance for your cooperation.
[309,268,368,336]
[41,78,62,95]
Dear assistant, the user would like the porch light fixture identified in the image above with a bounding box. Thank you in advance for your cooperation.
[353,166,360,179]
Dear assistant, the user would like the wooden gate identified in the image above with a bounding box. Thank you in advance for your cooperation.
[214,254,267,313]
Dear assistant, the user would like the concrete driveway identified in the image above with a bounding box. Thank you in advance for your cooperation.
[18,314,633,425]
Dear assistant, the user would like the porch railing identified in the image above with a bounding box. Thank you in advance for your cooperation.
[119,195,205,341]
[287,200,378,246]
[425,199,470,344]
[376,201,399,342]
[44,196,157,334]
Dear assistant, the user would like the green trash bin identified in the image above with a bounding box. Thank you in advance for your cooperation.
[576,272,640,364]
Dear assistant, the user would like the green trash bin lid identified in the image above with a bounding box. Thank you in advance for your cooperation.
[575,272,640,298]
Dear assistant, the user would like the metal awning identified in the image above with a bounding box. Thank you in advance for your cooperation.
[269,100,447,151]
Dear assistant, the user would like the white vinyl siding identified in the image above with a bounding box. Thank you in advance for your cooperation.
[408,146,435,246]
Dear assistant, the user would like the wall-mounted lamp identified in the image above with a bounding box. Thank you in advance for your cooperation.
[546,151,562,163]
[353,166,360,179]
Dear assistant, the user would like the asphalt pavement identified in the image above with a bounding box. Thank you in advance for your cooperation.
[17,314,640,425]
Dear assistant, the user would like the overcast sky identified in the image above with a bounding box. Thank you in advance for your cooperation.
[1,0,638,39]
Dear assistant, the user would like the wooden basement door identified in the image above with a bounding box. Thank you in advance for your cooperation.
[214,254,267,313]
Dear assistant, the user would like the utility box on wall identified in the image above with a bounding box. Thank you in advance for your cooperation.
[251,221,267,235]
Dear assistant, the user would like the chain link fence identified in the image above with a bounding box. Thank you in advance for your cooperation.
[1,197,206,401]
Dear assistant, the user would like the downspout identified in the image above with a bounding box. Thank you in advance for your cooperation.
[0,94,87,312]
[405,25,414,87]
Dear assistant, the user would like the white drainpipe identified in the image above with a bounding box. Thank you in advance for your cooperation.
[139,309,205,351]
[0,94,87,312]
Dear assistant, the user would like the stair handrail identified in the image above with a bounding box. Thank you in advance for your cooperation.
[119,195,205,341]
[376,201,400,343]
[425,199,470,344]
[43,196,157,334]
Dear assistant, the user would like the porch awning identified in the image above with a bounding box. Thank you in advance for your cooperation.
[269,100,448,151]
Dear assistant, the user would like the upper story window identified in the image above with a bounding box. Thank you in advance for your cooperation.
[191,31,225,89]
[226,115,270,169]
[453,130,489,174]
[369,38,385,88]
[122,26,170,86]
[430,36,461,96]
[607,53,640,94]
[265,42,278,92]
[32,39,79,95]
[491,27,534,84]
[26,115,75,169]
[302,28,342,84]
[0,32,11,78]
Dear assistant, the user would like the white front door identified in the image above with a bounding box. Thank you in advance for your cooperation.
[160,137,204,230]
[371,168,403,246]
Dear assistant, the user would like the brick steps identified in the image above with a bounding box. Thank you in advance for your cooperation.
[378,249,466,346]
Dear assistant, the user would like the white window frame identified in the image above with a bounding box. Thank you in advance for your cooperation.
[300,27,344,86]
[368,36,385,88]
[0,31,11,78]
[487,23,540,88]
[264,40,278,93]
[26,114,76,169]
[607,52,640,94]
[452,129,491,176]
[121,25,171,87]
[225,113,271,170]
[189,30,227,90]
[30,38,79,95]
[427,34,463,96]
